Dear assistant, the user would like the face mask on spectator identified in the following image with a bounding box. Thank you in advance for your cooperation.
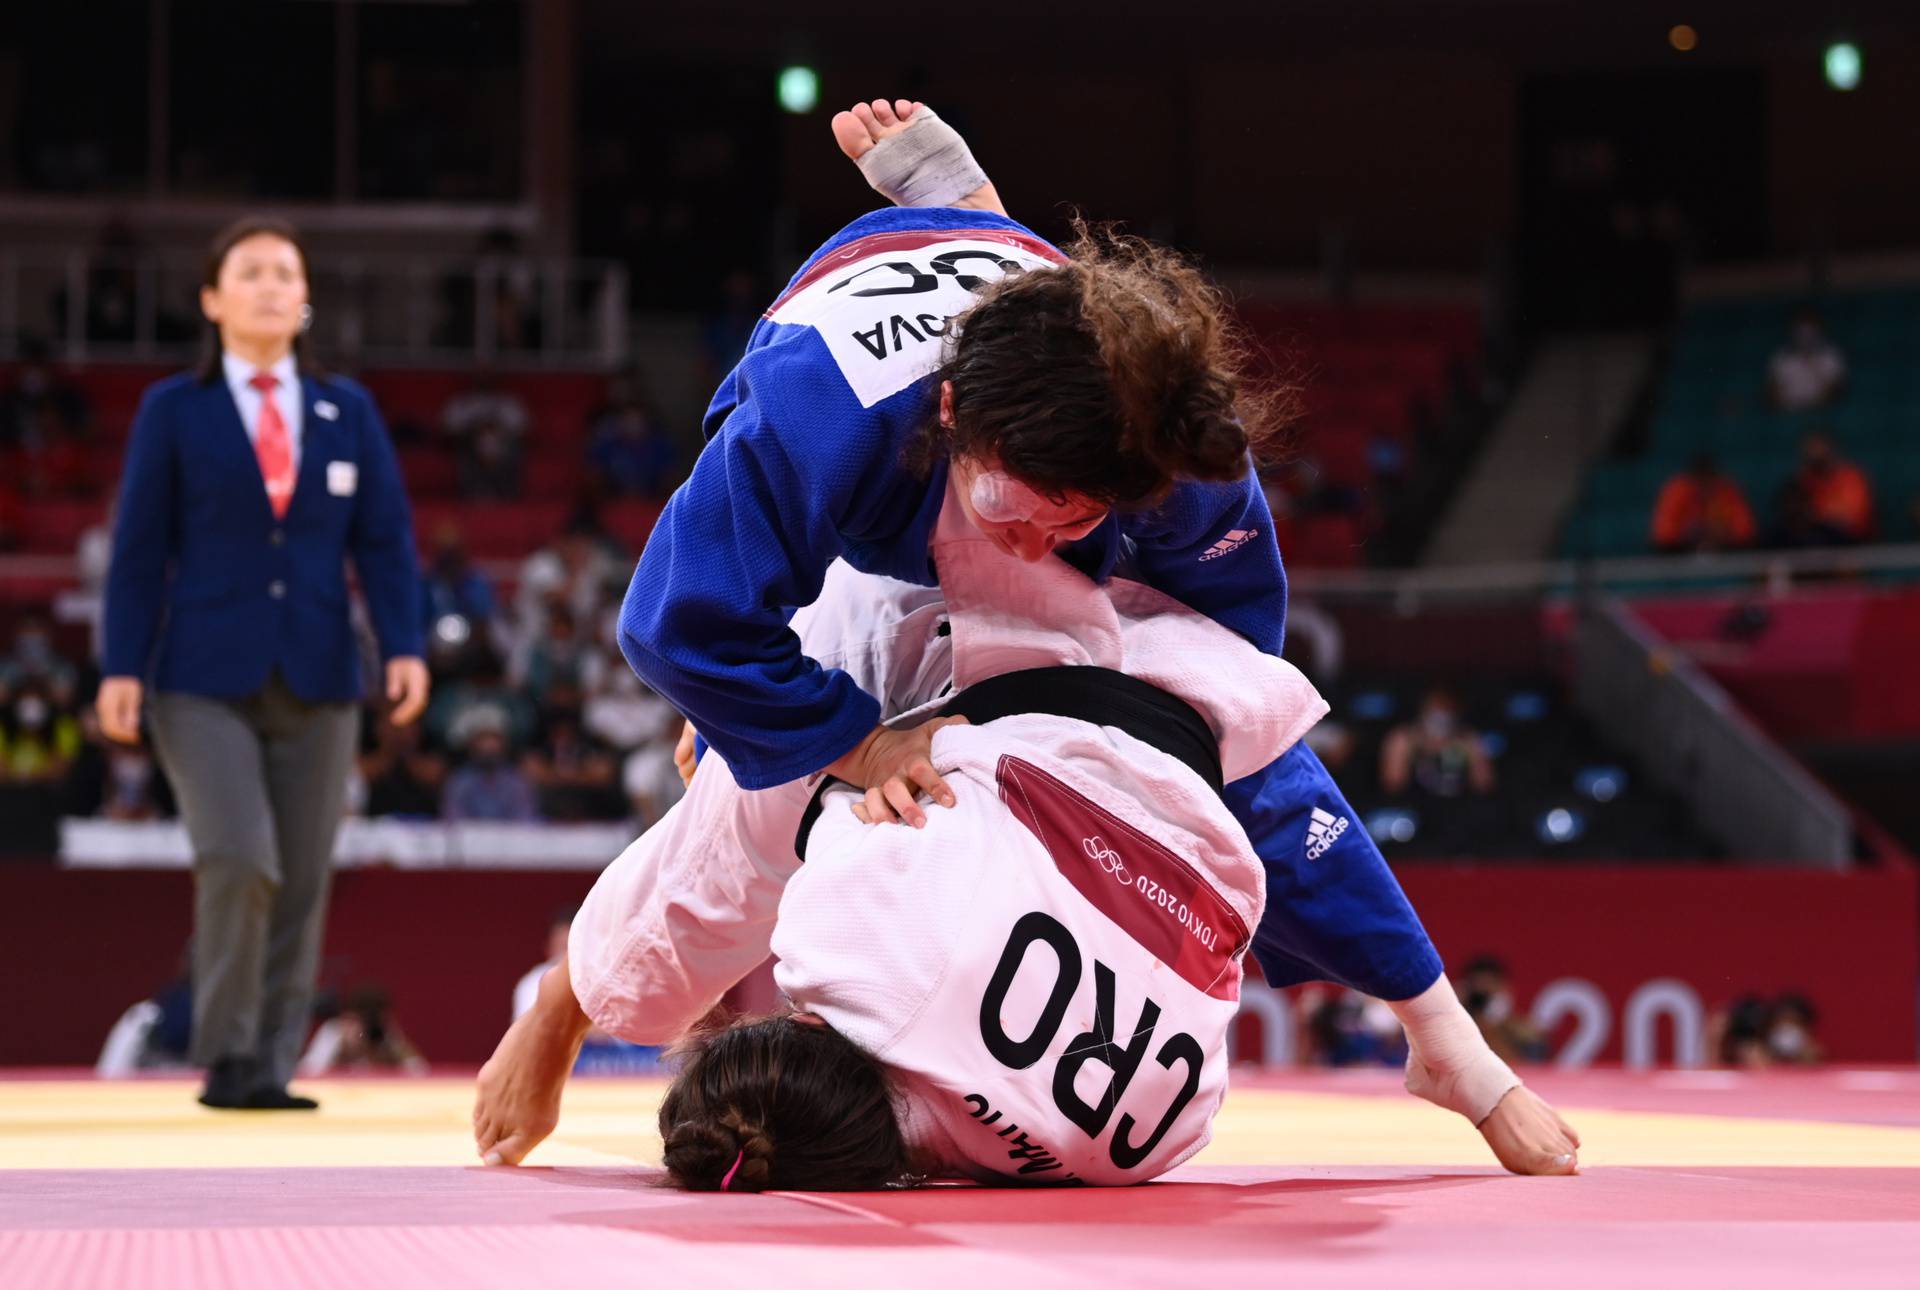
[15,696,49,730]
[1769,1018,1810,1057]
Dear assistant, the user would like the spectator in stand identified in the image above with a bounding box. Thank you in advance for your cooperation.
[515,516,627,644]
[587,375,678,498]
[509,904,659,1074]
[421,521,497,646]
[1457,956,1548,1065]
[99,733,164,820]
[1380,688,1495,798]
[1651,453,1756,554]
[442,371,529,499]
[621,700,688,828]
[425,645,536,754]
[358,712,447,817]
[1767,308,1848,412]
[522,706,622,821]
[1775,431,1875,547]
[0,338,93,462]
[1767,994,1824,1066]
[75,503,116,662]
[1307,990,1408,1068]
[583,663,676,754]
[442,713,539,822]
[513,905,579,1020]
[0,677,82,782]
[0,618,79,704]
[478,227,543,353]
[1713,995,1774,1068]
[510,601,605,712]
[95,946,196,1078]
[64,707,166,822]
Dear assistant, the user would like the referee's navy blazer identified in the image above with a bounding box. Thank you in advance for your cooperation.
[103,369,423,704]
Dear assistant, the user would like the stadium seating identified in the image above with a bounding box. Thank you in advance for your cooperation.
[4,366,623,581]
[7,312,1486,581]
[1562,286,1920,557]
[1237,301,1482,567]
[1320,672,1719,862]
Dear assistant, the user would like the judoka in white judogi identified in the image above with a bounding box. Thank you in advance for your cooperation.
[569,483,1326,1183]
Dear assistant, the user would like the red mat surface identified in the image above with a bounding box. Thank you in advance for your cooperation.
[4,1163,1918,1289]
[6,1069,1919,1289]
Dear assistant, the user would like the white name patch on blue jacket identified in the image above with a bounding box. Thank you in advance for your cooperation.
[765,229,1065,408]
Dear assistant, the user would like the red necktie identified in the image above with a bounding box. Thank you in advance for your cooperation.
[250,371,294,518]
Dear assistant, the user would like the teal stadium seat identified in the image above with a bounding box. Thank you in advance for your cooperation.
[1563,285,1920,559]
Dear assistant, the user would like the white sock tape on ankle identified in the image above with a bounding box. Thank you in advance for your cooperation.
[1390,975,1522,1125]
[857,108,989,210]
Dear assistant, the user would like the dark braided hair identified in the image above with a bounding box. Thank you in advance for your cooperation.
[658,1013,910,1192]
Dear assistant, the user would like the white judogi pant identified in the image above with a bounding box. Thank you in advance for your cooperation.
[570,485,1328,1182]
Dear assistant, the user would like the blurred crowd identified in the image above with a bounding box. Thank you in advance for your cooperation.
[0,361,696,845]
[381,504,685,826]
[1291,957,1823,1071]
[1651,312,1910,554]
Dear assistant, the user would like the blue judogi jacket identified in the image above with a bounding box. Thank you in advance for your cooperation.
[618,209,1287,790]
[104,369,422,703]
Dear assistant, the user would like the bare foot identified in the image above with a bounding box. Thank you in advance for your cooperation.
[473,968,590,1166]
[830,97,1009,217]
[1477,1085,1582,1176]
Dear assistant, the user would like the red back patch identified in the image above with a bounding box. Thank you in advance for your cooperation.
[996,756,1247,1001]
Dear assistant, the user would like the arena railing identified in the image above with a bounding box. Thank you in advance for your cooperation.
[1288,540,1920,605]
[1572,598,1853,870]
[60,817,635,871]
[0,246,628,369]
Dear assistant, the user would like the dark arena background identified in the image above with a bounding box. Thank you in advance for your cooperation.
[1,2,1917,1286]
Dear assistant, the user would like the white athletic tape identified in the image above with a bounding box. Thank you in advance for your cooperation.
[970,470,1053,523]
[1390,975,1522,1125]
[856,107,989,210]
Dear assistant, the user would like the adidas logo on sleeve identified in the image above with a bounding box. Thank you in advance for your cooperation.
[1198,529,1258,562]
[1304,807,1350,860]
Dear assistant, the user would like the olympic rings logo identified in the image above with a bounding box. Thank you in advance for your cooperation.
[1081,835,1132,885]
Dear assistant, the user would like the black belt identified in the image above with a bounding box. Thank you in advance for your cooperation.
[795,665,1222,855]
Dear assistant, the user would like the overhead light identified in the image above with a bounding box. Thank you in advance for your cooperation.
[1825,43,1862,91]
[778,65,820,115]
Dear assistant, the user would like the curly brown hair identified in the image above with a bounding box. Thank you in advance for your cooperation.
[907,220,1295,510]
[657,1013,910,1192]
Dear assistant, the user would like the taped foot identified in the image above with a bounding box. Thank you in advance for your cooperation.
[832,98,1002,214]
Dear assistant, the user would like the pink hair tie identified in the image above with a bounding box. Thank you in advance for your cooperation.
[719,1149,745,1192]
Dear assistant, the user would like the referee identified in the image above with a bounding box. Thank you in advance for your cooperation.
[98,218,427,1110]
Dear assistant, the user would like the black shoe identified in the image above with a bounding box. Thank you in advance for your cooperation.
[197,1056,261,1109]
[242,1085,320,1111]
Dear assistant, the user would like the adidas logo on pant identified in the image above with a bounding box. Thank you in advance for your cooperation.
[1304,806,1350,860]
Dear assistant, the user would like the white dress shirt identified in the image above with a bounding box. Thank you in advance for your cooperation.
[223,351,304,477]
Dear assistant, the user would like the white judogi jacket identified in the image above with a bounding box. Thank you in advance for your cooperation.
[571,486,1326,1184]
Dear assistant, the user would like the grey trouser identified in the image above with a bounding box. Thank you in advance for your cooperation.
[147,676,359,1088]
